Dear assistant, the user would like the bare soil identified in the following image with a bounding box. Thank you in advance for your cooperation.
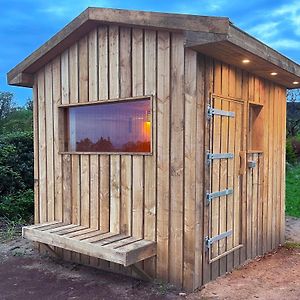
[0,217,299,300]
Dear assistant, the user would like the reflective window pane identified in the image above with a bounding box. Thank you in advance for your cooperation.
[66,98,151,153]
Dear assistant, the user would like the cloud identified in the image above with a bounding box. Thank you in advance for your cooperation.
[248,22,279,40]
[270,2,300,36]
[269,39,300,50]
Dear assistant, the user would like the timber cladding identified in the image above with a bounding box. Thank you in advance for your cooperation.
[31,24,286,290]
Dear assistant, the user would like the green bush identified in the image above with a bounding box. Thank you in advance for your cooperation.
[0,109,33,134]
[0,131,33,195]
[0,130,34,222]
[0,190,34,222]
[286,138,297,164]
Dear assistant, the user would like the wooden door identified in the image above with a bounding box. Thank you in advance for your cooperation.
[206,95,245,264]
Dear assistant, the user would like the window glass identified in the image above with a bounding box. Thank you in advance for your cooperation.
[66,98,151,153]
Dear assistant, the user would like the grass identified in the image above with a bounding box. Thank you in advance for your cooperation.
[0,217,24,242]
[284,241,300,249]
[286,163,300,218]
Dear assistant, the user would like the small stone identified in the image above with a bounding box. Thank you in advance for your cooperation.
[179,292,186,297]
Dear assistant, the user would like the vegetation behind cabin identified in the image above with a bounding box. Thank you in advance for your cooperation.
[0,92,33,228]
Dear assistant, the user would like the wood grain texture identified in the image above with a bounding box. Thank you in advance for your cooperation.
[32,23,287,291]
[169,32,184,287]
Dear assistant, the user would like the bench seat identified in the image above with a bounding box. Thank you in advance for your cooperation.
[22,221,156,267]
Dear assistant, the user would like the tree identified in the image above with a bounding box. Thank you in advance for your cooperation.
[287,89,300,137]
[25,98,33,111]
[0,92,15,120]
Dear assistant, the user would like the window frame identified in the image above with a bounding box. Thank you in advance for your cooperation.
[58,95,154,155]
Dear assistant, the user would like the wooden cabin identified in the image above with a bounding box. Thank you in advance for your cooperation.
[7,8,300,291]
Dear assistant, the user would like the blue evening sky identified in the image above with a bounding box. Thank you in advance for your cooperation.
[1,0,300,105]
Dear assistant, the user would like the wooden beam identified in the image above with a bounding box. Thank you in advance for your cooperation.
[89,7,229,34]
[8,72,34,87]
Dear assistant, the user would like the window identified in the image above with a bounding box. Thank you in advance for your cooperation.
[249,102,264,151]
[63,97,152,153]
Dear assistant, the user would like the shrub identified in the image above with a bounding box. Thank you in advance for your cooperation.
[0,190,34,222]
[0,131,34,222]
[0,131,33,195]
[286,138,297,164]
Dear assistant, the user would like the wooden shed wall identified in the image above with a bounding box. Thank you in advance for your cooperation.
[32,24,286,290]
[33,25,200,290]
[197,58,286,288]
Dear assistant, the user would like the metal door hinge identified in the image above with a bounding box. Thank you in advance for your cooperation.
[205,230,233,250]
[206,188,233,204]
[207,105,235,119]
[207,152,234,164]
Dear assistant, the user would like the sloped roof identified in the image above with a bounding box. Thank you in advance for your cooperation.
[7,7,300,88]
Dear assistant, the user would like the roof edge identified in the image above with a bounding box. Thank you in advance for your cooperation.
[7,7,230,87]
[228,24,300,77]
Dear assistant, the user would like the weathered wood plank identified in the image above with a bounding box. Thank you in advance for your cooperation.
[108,25,120,236]
[37,69,47,223]
[33,77,39,224]
[210,62,221,280]
[131,28,144,239]
[119,27,132,236]
[183,48,197,290]
[156,30,170,282]
[144,29,157,277]
[169,32,184,287]
[45,63,55,222]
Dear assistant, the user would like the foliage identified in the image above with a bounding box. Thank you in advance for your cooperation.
[287,89,300,137]
[0,91,15,120]
[286,138,297,164]
[0,190,34,222]
[0,92,34,222]
[0,109,33,134]
[286,163,300,218]
[0,131,33,195]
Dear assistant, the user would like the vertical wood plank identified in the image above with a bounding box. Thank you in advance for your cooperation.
[120,27,132,236]
[52,56,63,228]
[169,32,184,287]
[210,61,221,280]
[98,25,110,234]
[280,87,286,245]
[132,28,144,239]
[195,55,206,288]
[219,64,229,275]
[108,25,120,235]
[267,84,274,251]
[183,48,197,290]
[37,69,47,223]
[33,77,39,224]
[156,30,170,282]
[144,29,157,276]
[45,63,55,222]
[89,29,98,101]
[69,43,80,236]
[78,35,90,265]
[240,71,249,263]
[202,57,213,285]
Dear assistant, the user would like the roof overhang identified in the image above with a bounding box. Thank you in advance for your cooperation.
[7,7,300,89]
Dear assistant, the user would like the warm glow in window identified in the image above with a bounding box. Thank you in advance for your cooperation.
[65,98,151,153]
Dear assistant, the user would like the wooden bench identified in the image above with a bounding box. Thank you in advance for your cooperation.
[22,222,156,267]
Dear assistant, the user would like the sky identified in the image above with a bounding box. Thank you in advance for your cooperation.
[1,0,300,106]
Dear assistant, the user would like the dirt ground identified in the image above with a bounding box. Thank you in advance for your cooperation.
[0,217,299,300]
